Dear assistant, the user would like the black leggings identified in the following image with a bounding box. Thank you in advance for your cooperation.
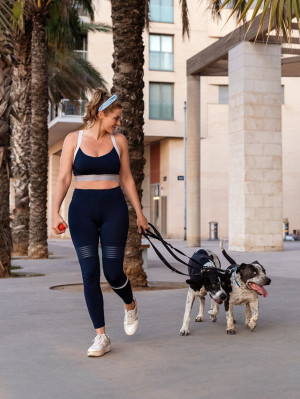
[68,187,133,329]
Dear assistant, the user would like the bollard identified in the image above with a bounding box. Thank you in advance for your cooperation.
[283,218,289,240]
[209,221,218,240]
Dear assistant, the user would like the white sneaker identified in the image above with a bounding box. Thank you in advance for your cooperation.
[87,334,111,357]
[124,297,138,336]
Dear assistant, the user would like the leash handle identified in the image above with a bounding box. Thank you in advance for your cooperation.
[141,230,191,276]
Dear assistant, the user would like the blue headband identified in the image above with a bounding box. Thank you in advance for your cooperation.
[98,94,118,111]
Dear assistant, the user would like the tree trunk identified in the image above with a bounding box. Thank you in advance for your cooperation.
[111,0,147,287]
[11,21,32,256]
[0,32,14,277]
[28,7,48,259]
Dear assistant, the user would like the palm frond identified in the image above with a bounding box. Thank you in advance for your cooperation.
[47,1,107,53]
[48,51,107,104]
[11,0,25,30]
[0,0,15,33]
[144,0,150,30]
[74,56,107,92]
[180,0,190,38]
[212,0,300,42]
[47,1,82,52]
[46,0,108,105]
[80,21,111,34]
[74,0,94,21]
[210,0,224,18]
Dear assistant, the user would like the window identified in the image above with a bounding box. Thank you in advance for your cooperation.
[149,34,174,71]
[75,34,87,60]
[149,83,174,120]
[219,85,228,104]
[149,0,174,23]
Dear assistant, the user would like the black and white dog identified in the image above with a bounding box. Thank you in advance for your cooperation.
[221,241,271,334]
[180,249,231,336]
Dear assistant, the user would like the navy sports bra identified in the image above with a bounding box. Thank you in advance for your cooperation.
[73,130,120,181]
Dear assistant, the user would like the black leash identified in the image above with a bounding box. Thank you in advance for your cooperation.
[141,223,216,276]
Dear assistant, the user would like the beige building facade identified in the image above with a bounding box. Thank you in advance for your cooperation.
[47,0,300,245]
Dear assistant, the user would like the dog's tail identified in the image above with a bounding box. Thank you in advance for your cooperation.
[220,238,236,265]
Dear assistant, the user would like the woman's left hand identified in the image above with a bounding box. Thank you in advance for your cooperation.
[137,214,148,234]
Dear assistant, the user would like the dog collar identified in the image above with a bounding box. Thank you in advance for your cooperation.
[232,266,241,288]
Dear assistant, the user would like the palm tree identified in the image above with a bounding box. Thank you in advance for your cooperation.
[0,0,15,277]
[27,0,50,259]
[111,0,148,287]
[11,7,31,256]
[11,1,107,256]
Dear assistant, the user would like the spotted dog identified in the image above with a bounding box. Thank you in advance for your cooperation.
[180,249,230,336]
[220,241,271,335]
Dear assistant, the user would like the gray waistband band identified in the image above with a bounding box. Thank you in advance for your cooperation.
[75,174,119,182]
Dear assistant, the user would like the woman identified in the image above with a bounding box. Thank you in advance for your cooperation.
[52,89,148,357]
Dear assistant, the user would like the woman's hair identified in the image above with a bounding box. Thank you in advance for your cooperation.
[83,88,122,128]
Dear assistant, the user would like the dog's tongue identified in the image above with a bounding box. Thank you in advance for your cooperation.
[249,283,268,297]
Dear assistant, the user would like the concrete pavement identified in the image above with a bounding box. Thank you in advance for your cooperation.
[0,238,300,399]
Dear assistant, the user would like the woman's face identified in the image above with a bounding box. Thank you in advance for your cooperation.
[100,108,122,134]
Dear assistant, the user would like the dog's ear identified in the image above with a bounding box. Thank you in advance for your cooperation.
[237,263,247,272]
[252,260,262,267]
[186,275,204,284]
[186,275,205,291]
[237,263,253,284]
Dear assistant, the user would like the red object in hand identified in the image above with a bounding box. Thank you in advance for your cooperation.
[58,223,65,231]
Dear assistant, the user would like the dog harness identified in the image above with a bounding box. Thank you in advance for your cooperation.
[73,130,120,181]
[232,266,241,288]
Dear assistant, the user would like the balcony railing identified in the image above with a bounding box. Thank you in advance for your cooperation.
[74,50,87,60]
[48,99,86,123]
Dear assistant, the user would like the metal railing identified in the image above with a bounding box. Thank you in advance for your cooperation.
[48,99,86,122]
[74,50,87,60]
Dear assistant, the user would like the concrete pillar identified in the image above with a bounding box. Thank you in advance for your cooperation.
[228,42,283,251]
[187,75,200,246]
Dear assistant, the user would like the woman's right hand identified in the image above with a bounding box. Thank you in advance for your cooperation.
[52,215,68,235]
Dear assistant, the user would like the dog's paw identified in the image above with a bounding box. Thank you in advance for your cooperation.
[247,323,257,331]
[180,328,190,336]
[194,316,203,322]
[208,310,217,321]
[207,309,214,316]
[226,329,236,335]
